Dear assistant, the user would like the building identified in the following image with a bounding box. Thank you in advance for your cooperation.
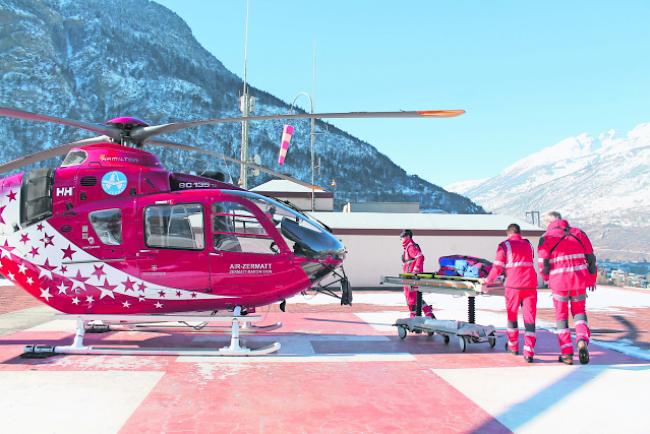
[342,202,421,213]
[309,212,545,288]
[251,179,544,288]
[251,179,333,211]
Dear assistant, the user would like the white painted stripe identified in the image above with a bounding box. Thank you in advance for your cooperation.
[0,371,163,434]
[177,353,416,363]
[433,364,650,434]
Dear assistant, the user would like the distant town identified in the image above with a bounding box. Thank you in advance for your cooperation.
[598,261,650,289]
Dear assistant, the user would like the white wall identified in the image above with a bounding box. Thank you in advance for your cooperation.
[337,234,542,287]
[276,196,333,211]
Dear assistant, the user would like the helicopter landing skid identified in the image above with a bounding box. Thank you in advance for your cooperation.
[86,320,283,334]
[22,307,281,357]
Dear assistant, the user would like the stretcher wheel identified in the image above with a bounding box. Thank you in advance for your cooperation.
[427,331,434,337]
[458,336,467,352]
[443,335,450,345]
[488,334,496,349]
[397,325,408,340]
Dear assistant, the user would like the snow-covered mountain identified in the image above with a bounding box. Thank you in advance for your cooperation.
[0,0,484,214]
[449,123,650,260]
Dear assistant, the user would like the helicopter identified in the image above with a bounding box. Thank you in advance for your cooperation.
[0,106,464,355]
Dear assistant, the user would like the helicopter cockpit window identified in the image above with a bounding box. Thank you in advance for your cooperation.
[61,150,88,167]
[212,202,275,254]
[145,203,205,250]
[222,190,345,259]
[89,208,122,245]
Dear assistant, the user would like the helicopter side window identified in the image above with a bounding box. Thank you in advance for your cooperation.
[145,203,205,250]
[89,208,122,245]
[212,201,275,254]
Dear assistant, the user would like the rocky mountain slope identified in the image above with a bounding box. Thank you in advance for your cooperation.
[0,0,483,213]
[448,123,650,260]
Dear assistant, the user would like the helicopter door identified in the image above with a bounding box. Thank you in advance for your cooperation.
[138,202,211,292]
[209,200,292,295]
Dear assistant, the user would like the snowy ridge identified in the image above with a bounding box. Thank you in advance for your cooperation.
[0,0,484,214]
[456,122,650,260]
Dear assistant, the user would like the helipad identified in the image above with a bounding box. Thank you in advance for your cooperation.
[0,284,648,433]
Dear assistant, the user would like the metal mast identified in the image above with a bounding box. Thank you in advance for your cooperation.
[239,0,250,188]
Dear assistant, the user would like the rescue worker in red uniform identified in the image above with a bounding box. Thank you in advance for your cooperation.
[538,211,597,365]
[400,230,434,318]
[484,223,538,362]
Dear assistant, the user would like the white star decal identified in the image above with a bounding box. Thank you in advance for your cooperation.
[71,297,80,305]
[138,296,146,302]
[122,301,131,309]
[26,276,33,285]
[18,263,26,274]
[99,288,116,299]
[154,302,163,309]
[40,288,52,301]
[1,248,11,259]
[7,272,14,280]
[86,295,94,303]
[57,282,69,295]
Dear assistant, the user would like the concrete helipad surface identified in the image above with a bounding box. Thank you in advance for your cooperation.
[0,283,648,433]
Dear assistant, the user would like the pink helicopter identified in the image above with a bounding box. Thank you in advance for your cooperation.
[0,106,464,356]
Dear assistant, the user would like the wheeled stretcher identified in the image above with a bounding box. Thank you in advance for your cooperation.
[381,273,504,352]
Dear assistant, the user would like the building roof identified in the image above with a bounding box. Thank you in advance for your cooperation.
[308,212,543,234]
[251,179,325,193]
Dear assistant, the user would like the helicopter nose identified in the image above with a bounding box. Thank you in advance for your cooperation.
[300,260,338,284]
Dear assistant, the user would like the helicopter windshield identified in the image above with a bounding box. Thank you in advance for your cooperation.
[222,190,344,259]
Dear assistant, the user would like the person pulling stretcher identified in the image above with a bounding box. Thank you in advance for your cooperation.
[482,223,538,363]
[400,230,435,318]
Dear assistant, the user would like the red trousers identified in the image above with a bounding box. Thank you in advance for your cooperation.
[403,286,433,318]
[552,288,590,355]
[505,287,537,357]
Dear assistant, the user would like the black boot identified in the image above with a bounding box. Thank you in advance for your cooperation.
[577,340,590,365]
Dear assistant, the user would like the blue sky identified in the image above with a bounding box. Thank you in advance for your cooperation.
[156,0,650,186]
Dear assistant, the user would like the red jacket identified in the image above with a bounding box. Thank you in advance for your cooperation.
[402,239,424,273]
[537,219,597,290]
[485,233,537,289]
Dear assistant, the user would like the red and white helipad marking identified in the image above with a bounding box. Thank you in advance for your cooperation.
[0,287,648,433]
[0,371,163,434]
[434,364,650,434]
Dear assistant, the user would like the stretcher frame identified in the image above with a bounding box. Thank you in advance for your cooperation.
[381,274,504,352]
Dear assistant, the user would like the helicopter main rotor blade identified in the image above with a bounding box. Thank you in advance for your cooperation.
[147,139,317,189]
[132,109,465,143]
[0,106,122,140]
[0,136,110,174]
